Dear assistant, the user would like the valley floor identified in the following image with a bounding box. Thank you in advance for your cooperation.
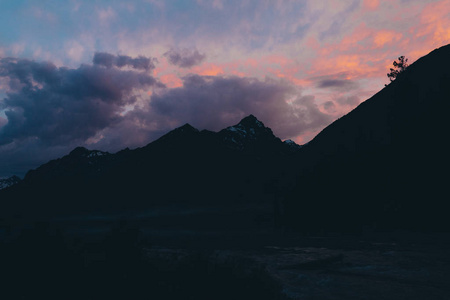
[2,212,450,299]
[143,232,450,300]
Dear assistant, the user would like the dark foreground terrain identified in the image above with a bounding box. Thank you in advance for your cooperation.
[1,221,450,300]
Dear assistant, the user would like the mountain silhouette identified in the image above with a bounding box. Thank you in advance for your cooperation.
[1,44,449,234]
[0,115,298,227]
[284,44,450,233]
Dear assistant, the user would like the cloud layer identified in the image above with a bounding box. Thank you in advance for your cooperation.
[149,74,331,138]
[0,56,162,147]
[93,52,157,71]
[0,54,333,176]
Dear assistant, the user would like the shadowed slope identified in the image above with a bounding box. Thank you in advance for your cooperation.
[0,115,298,228]
[285,44,450,232]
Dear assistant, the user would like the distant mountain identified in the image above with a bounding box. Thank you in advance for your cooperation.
[285,44,450,232]
[0,115,299,224]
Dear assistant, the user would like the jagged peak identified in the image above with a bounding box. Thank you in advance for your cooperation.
[219,114,279,151]
[224,115,267,134]
[238,114,265,128]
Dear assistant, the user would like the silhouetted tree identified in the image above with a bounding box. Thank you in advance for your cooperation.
[387,56,409,84]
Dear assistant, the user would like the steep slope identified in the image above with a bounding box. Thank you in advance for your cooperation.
[285,44,450,232]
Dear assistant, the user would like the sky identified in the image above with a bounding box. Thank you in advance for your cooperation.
[0,0,449,177]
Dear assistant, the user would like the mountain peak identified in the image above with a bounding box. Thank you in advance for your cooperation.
[151,122,200,146]
[165,123,199,137]
[238,114,265,129]
[68,147,109,158]
[176,123,199,133]
[218,114,284,152]
[69,146,89,156]
[223,114,272,138]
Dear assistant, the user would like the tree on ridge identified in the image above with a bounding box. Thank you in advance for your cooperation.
[386,55,409,85]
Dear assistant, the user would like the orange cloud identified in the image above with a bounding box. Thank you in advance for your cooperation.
[373,31,402,48]
[159,74,183,88]
[419,1,450,46]
[192,63,224,76]
[402,1,450,62]
[305,21,411,82]
[183,55,305,88]
[318,23,373,57]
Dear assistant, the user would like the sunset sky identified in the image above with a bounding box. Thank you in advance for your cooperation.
[1,0,449,177]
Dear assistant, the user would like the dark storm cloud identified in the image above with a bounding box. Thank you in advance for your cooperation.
[0,56,163,146]
[163,48,206,68]
[93,52,157,71]
[149,74,332,139]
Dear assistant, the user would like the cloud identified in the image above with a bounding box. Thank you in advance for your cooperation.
[97,6,116,26]
[66,40,85,62]
[0,56,163,147]
[373,30,402,48]
[164,48,206,68]
[323,101,336,113]
[93,52,157,71]
[0,115,6,128]
[316,79,359,90]
[336,95,360,106]
[363,0,380,11]
[90,74,333,150]
[311,73,359,91]
[148,74,332,139]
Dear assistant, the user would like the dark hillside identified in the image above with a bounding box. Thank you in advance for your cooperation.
[285,44,450,233]
[0,115,296,231]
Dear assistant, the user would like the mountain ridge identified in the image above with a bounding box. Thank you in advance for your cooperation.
[2,115,298,190]
[1,44,450,233]
[0,114,299,221]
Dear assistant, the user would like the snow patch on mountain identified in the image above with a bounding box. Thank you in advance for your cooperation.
[88,150,108,158]
[0,175,21,190]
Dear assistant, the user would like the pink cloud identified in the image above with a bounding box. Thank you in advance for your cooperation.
[292,129,322,145]
[373,30,403,48]
[363,0,380,11]
[391,1,450,63]
[191,63,225,76]
[417,1,450,48]
[159,74,183,88]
